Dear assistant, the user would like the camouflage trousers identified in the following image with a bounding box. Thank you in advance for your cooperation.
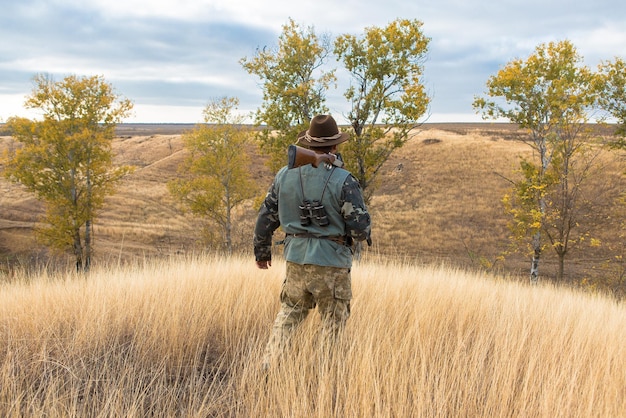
[262,261,352,367]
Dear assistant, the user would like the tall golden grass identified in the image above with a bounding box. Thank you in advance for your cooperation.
[1,255,624,417]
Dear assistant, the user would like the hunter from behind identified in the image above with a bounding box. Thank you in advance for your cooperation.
[254,114,371,370]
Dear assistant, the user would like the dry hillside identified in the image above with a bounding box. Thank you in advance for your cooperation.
[1,123,624,286]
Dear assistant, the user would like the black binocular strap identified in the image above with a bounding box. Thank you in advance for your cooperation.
[298,165,337,203]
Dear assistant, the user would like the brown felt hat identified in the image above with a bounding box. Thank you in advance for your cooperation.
[297,115,349,148]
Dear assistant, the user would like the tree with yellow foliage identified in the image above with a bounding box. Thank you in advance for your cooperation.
[335,18,430,203]
[597,57,626,146]
[474,40,602,283]
[3,74,132,271]
[596,57,626,295]
[241,18,431,203]
[168,97,257,254]
[240,18,335,172]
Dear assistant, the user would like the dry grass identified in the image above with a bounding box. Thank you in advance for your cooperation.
[371,127,526,260]
[1,254,624,417]
[1,123,625,283]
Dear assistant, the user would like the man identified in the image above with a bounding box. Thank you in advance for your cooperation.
[254,114,371,369]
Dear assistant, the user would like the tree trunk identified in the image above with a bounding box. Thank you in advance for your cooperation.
[225,217,232,255]
[73,228,83,272]
[70,178,84,271]
[557,253,565,282]
[85,166,92,272]
[530,232,541,284]
[225,190,233,255]
[84,219,92,272]
[530,178,548,284]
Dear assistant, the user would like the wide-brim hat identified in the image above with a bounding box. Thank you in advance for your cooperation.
[297,115,349,148]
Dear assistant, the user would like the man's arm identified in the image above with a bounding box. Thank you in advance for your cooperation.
[254,181,281,266]
[340,175,371,243]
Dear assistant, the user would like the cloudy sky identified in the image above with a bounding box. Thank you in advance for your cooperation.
[1,0,625,124]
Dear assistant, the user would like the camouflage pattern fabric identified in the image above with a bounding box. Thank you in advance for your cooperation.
[253,177,281,262]
[262,262,351,367]
[339,174,370,242]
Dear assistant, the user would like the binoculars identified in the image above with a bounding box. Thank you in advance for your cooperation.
[299,199,329,227]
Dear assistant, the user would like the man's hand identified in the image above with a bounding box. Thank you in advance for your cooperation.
[256,260,272,269]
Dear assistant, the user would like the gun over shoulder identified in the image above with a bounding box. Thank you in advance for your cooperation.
[287,145,344,169]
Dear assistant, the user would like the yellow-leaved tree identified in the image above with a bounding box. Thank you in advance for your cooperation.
[240,18,336,172]
[596,57,626,295]
[597,57,626,146]
[167,97,258,254]
[3,74,133,271]
[335,18,430,204]
[474,40,603,283]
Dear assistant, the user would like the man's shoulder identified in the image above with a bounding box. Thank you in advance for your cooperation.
[336,168,359,185]
[333,166,353,181]
[273,165,290,182]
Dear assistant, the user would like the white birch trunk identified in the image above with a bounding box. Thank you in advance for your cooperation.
[530,231,541,284]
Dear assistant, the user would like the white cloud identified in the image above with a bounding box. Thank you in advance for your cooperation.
[575,22,626,64]
[2,0,626,123]
[130,101,262,124]
[424,112,486,123]
[0,94,39,122]
[52,0,216,20]
[52,0,297,30]
[130,103,205,123]
[1,56,100,76]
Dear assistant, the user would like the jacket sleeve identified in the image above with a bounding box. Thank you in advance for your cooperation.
[253,180,281,261]
[340,174,371,242]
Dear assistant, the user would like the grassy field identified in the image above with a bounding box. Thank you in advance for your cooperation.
[2,123,625,289]
[1,254,624,416]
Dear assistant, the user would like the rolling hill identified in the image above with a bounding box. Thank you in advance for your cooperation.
[1,123,624,287]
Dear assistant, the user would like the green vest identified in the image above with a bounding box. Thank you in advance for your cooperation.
[275,164,353,268]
